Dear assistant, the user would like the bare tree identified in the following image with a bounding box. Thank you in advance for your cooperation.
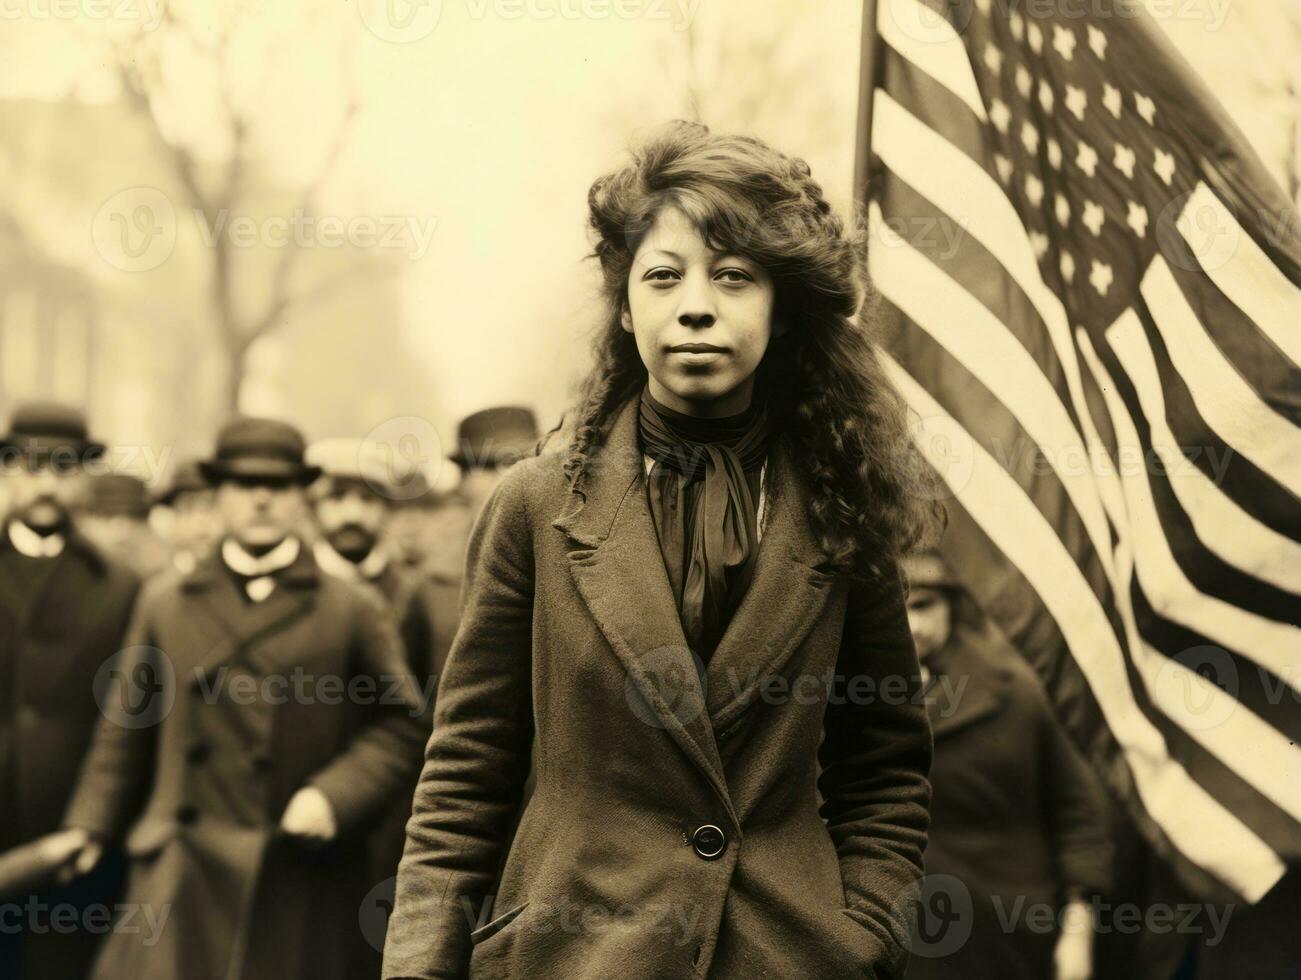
[109,1,370,412]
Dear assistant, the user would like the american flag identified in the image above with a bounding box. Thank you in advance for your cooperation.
[857,0,1300,902]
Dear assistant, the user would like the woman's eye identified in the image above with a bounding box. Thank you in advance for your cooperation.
[715,268,753,284]
[644,268,680,282]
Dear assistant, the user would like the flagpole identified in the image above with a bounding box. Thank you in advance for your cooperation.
[852,0,879,210]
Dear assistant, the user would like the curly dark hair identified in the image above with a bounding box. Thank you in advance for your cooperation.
[554,120,938,577]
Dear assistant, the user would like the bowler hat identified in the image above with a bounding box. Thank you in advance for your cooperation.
[199,417,321,486]
[154,459,211,506]
[0,401,106,465]
[449,406,539,470]
[86,473,151,519]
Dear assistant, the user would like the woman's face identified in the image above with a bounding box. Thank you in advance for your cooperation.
[624,206,778,417]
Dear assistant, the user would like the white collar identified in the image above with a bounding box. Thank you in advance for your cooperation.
[221,536,300,577]
[313,539,389,582]
[8,520,65,559]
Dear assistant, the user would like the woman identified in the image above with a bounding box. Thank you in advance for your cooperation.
[383,121,936,980]
[901,550,1112,980]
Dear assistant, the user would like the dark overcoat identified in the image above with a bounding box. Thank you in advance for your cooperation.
[63,546,426,980]
[383,395,933,980]
[0,529,139,980]
[905,624,1112,980]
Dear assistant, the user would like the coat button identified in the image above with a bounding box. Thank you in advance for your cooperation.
[176,804,199,825]
[185,742,210,765]
[691,824,727,860]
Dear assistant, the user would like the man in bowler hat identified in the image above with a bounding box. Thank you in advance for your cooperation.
[58,416,426,980]
[0,402,140,980]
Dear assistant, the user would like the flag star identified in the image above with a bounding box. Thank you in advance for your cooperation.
[1055,194,1071,225]
[1027,22,1043,54]
[1065,84,1088,120]
[1089,259,1114,296]
[1052,24,1076,60]
[1038,79,1054,112]
[990,98,1011,134]
[1088,25,1107,59]
[1016,65,1032,98]
[1030,230,1049,258]
[1021,121,1040,154]
[1076,141,1099,177]
[1113,143,1136,179]
[1026,174,1045,206]
[995,153,1014,184]
[1060,251,1075,282]
[1010,11,1024,41]
[1135,92,1156,125]
[1047,138,1063,169]
[1103,84,1123,118]
[1083,200,1106,236]
[984,42,1004,74]
[1154,148,1176,185]
[1127,201,1149,238]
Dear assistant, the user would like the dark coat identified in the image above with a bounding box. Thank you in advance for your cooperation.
[0,529,139,980]
[905,624,1112,980]
[382,395,933,980]
[63,545,426,980]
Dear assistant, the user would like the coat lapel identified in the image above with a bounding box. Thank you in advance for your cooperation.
[555,398,732,813]
[181,543,319,675]
[553,395,836,811]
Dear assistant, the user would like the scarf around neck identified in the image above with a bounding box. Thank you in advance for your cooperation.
[638,385,771,660]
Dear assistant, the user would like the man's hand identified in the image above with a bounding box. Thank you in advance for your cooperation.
[1054,900,1094,980]
[279,786,338,843]
[49,829,104,884]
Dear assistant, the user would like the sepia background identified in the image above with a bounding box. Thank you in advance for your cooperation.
[0,0,1297,491]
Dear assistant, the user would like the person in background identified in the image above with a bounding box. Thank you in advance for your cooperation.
[305,436,443,969]
[151,458,223,575]
[449,405,540,519]
[902,549,1112,980]
[55,416,426,980]
[0,402,140,980]
[78,472,171,579]
[384,466,442,573]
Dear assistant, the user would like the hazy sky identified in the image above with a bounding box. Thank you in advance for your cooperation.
[1,0,1293,435]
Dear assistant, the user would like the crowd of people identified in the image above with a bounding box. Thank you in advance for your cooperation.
[0,399,541,980]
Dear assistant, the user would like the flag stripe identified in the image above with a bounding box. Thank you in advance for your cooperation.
[1077,330,1301,821]
[877,0,988,121]
[1105,308,1301,594]
[888,301,1300,740]
[1179,185,1301,369]
[1141,252,1301,498]
[872,227,1301,794]
[885,355,1286,902]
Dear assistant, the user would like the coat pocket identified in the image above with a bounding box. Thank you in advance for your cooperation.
[469,901,530,946]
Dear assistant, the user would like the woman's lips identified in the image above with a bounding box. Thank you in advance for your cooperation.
[667,343,728,365]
